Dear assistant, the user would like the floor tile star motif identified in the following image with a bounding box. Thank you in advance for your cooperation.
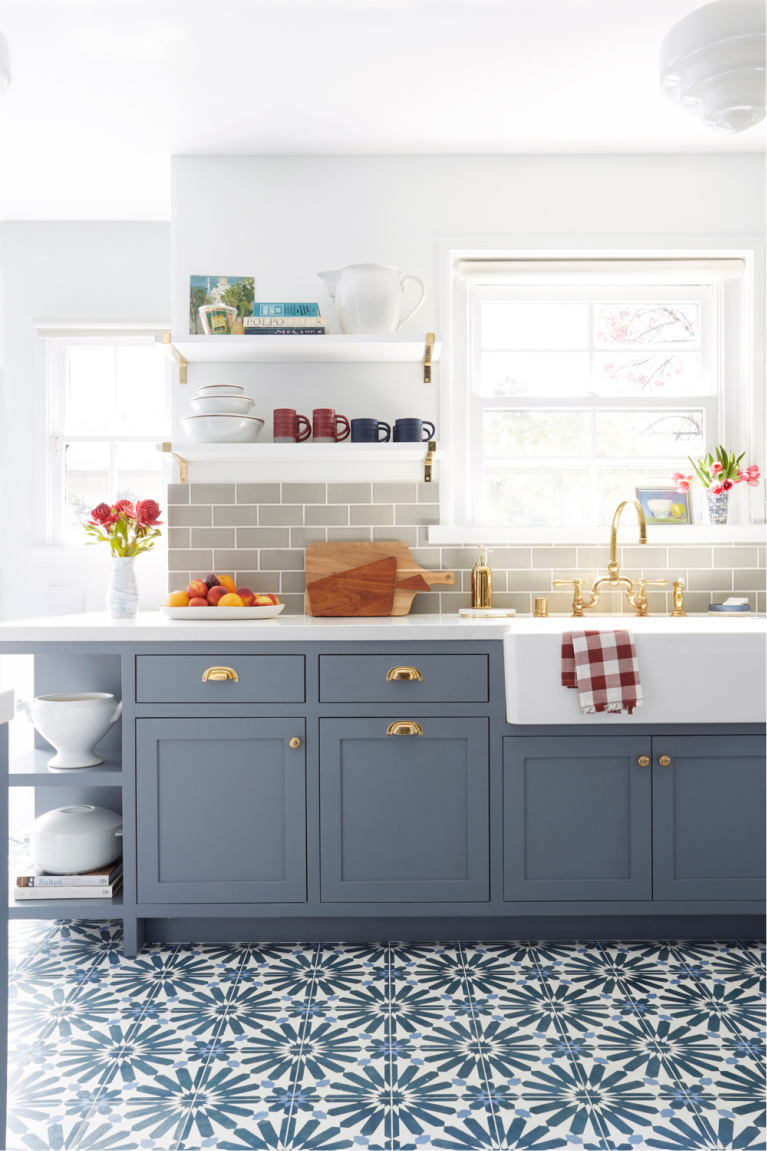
[5,931,765,1150]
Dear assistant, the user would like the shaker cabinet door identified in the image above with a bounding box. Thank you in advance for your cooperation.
[503,736,652,901]
[136,718,306,903]
[319,717,489,902]
[652,735,766,900]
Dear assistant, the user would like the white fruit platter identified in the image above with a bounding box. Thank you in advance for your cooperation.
[161,604,286,621]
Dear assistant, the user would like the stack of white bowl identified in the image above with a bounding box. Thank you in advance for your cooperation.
[181,384,264,443]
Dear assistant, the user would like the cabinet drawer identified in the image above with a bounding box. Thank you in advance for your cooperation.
[319,654,488,703]
[135,655,305,703]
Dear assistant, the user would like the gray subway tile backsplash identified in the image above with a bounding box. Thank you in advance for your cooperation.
[165,478,761,615]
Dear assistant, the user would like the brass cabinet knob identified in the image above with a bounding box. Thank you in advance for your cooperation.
[659,755,671,767]
[289,737,301,749]
[201,666,239,682]
[386,721,424,736]
[386,666,423,682]
[637,756,650,767]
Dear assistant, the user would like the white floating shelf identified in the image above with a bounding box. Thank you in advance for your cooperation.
[165,442,441,465]
[159,333,441,365]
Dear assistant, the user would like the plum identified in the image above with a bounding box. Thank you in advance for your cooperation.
[204,574,220,590]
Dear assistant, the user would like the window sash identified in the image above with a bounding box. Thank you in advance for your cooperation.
[465,283,716,528]
[47,336,170,545]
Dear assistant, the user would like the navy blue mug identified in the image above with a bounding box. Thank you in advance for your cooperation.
[351,418,391,443]
[393,418,436,443]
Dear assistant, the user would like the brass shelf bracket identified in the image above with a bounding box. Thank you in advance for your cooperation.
[424,440,436,483]
[161,441,189,484]
[162,332,187,384]
[423,332,435,383]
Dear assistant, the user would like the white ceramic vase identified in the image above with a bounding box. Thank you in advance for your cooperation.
[16,693,123,768]
[107,556,139,618]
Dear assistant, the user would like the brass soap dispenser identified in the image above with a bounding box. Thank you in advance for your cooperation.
[471,546,493,609]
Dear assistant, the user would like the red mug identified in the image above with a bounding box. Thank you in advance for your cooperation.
[273,408,311,443]
[312,408,350,442]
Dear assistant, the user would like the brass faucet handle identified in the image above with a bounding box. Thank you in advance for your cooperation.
[631,577,668,617]
[553,578,589,617]
[671,577,687,618]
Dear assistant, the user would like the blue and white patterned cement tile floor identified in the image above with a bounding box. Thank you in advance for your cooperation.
[6,923,765,1151]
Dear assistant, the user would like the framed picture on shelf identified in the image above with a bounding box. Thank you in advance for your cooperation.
[189,276,255,334]
[635,484,693,525]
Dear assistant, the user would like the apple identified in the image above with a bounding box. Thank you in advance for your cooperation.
[254,594,274,606]
[236,587,256,606]
[188,597,209,607]
[207,585,228,606]
[187,579,208,599]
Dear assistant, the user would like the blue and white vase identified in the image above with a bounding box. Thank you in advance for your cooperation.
[706,489,729,525]
[106,556,139,618]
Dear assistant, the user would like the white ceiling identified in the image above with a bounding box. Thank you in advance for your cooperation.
[0,0,763,220]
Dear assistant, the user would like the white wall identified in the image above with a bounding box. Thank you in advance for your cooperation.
[0,222,170,620]
[171,153,765,442]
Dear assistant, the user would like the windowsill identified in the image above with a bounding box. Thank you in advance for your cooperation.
[23,546,168,560]
[428,525,766,545]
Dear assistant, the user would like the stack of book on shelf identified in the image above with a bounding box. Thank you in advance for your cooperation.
[14,860,123,900]
[244,302,328,336]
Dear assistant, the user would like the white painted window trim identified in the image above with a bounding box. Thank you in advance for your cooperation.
[43,332,171,548]
[433,239,765,546]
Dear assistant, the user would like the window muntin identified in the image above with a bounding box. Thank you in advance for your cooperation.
[49,337,170,543]
[469,284,715,527]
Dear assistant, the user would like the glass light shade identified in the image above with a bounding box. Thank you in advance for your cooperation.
[660,0,766,134]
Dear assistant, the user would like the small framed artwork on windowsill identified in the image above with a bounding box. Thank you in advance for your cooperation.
[635,485,693,525]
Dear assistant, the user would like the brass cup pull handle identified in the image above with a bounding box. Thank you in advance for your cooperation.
[386,666,423,682]
[637,756,650,767]
[659,755,671,767]
[201,666,239,682]
[289,737,301,749]
[387,721,424,737]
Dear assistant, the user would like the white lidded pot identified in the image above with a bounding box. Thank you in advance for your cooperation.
[317,264,426,334]
[16,693,122,769]
[29,805,123,874]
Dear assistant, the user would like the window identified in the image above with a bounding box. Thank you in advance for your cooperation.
[444,251,760,533]
[47,337,170,544]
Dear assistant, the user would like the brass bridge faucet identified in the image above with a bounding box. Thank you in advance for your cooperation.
[553,499,667,617]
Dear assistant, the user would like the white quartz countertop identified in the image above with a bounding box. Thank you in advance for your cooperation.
[0,611,515,643]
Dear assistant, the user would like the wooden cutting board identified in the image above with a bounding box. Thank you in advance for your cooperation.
[305,542,455,616]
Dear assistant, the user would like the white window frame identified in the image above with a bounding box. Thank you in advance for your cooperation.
[434,241,764,543]
[44,333,171,548]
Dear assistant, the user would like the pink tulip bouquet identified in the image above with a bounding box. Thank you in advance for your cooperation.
[674,447,760,497]
[83,498,163,557]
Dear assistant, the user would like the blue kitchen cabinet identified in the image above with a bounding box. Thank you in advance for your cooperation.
[320,716,489,902]
[503,736,653,900]
[652,734,766,900]
[136,718,307,903]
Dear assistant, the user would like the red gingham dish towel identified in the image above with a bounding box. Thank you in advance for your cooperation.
[562,630,642,715]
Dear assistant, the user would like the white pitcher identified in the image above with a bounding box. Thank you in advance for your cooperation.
[317,264,426,335]
[17,693,123,769]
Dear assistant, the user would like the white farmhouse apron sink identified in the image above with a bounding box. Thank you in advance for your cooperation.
[503,615,766,725]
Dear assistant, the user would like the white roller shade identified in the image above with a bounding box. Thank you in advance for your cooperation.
[455,258,746,284]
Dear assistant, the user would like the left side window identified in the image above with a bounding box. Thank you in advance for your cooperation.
[47,337,171,544]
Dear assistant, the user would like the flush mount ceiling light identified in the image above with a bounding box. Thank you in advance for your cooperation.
[660,0,766,133]
[0,31,10,94]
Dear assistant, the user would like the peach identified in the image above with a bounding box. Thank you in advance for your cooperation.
[216,574,236,594]
[207,586,228,605]
[189,597,209,607]
[187,579,208,599]
[236,587,255,606]
[265,593,280,605]
[166,590,190,607]
[218,592,244,607]
[254,594,274,606]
